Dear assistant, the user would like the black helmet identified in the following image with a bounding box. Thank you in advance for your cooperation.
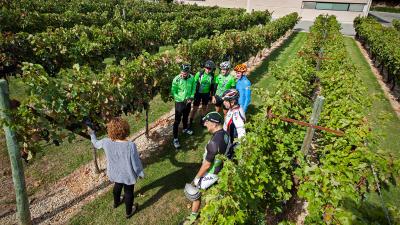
[180,64,191,72]
[222,89,239,101]
[204,60,215,69]
[202,111,223,124]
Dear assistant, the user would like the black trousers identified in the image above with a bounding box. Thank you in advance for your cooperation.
[173,102,191,138]
[113,182,135,215]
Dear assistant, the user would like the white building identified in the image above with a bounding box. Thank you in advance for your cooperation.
[181,0,372,23]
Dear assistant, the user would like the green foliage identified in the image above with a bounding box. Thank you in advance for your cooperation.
[1,8,271,76]
[177,12,299,69]
[0,0,249,33]
[393,19,400,31]
[7,12,298,158]
[354,16,400,84]
[199,15,399,224]
[370,6,400,14]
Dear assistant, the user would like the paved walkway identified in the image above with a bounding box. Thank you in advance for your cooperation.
[369,11,400,25]
[294,20,356,36]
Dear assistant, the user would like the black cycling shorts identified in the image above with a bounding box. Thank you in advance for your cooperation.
[214,95,224,107]
[193,92,210,106]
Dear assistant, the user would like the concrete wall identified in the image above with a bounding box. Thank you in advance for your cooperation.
[182,0,371,23]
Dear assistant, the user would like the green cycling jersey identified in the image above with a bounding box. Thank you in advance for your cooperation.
[194,71,214,94]
[171,74,195,102]
[214,73,236,97]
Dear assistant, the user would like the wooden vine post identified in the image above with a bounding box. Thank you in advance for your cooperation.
[301,95,325,155]
[0,79,32,225]
[92,146,101,174]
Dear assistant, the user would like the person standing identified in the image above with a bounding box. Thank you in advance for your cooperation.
[171,63,196,149]
[212,61,236,115]
[88,118,144,219]
[182,112,231,225]
[190,60,215,127]
[221,89,246,143]
[234,63,251,113]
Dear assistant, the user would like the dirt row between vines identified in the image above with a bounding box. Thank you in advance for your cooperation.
[0,30,308,225]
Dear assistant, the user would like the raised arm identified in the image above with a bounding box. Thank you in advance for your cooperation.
[89,131,104,149]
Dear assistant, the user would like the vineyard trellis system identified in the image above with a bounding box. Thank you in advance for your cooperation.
[354,16,400,99]
[198,15,399,225]
[0,12,299,162]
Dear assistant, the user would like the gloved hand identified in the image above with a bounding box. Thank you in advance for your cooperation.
[87,127,95,135]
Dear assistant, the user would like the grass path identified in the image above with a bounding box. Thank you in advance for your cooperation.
[69,32,308,225]
[342,37,400,224]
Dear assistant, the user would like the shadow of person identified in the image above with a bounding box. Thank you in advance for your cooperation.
[134,120,209,213]
[134,151,201,213]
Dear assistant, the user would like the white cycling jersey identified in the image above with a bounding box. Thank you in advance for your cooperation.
[223,106,246,140]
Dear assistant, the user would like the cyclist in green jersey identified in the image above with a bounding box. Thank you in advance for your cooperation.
[182,112,231,225]
[171,64,195,149]
[190,60,215,127]
[212,61,236,115]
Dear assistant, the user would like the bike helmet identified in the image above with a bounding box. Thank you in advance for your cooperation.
[204,60,215,69]
[184,183,201,201]
[234,63,247,72]
[219,61,231,70]
[222,89,240,101]
[180,64,191,72]
[202,111,223,124]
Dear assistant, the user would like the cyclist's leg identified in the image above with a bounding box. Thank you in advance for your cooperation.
[173,102,184,139]
[200,93,210,118]
[214,95,223,113]
[190,93,201,126]
[182,102,192,130]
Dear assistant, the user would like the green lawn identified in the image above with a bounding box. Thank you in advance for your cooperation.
[70,32,307,225]
[343,37,400,224]
[371,6,400,14]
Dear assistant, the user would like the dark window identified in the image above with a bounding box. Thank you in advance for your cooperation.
[302,2,365,12]
[316,3,349,11]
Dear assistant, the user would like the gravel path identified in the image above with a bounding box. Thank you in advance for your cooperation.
[0,31,306,225]
[0,110,175,225]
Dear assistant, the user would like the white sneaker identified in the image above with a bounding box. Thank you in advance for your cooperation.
[183,129,194,135]
[173,138,181,149]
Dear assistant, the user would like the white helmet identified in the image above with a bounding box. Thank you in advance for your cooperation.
[219,61,231,70]
[184,183,201,201]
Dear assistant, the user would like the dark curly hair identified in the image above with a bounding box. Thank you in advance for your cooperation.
[107,118,130,141]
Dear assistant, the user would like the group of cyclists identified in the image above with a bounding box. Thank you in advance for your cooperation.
[88,60,252,222]
[171,60,252,225]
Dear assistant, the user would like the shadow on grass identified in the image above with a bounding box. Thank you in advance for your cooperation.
[134,119,208,213]
[341,196,397,225]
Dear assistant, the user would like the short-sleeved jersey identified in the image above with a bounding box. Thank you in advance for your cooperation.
[203,129,230,174]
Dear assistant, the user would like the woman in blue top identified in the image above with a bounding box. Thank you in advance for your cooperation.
[234,63,251,113]
[89,118,144,219]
